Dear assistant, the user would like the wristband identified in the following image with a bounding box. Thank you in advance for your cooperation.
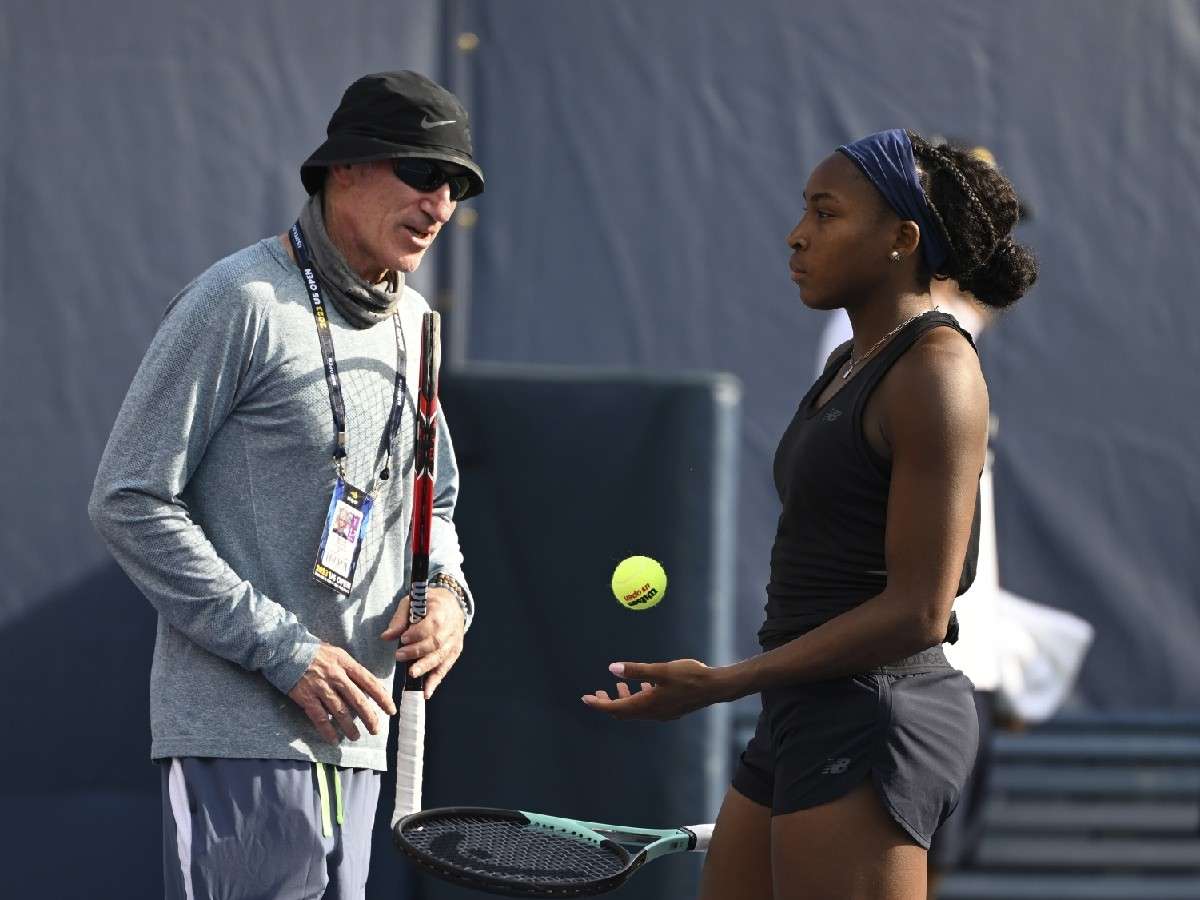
[429,572,471,625]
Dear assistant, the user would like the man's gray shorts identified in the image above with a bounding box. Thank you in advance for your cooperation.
[161,757,381,900]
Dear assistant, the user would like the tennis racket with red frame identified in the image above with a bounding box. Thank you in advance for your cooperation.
[392,310,442,826]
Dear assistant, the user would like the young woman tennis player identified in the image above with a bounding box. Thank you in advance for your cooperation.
[583,129,1037,899]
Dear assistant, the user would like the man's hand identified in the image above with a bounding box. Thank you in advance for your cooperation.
[288,643,398,744]
[380,587,465,699]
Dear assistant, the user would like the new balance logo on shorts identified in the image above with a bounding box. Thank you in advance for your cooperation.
[821,757,852,775]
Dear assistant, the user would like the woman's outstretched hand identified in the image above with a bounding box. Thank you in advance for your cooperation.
[581,659,727,720]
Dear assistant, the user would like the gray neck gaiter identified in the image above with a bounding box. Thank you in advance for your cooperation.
[298,193,404,329]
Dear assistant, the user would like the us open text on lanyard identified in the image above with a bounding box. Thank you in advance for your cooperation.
[289,221,407,594]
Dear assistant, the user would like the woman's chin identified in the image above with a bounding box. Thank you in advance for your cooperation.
[797,289,829,310]
[796,286,846,312]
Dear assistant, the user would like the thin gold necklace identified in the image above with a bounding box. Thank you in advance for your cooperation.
[841,307,938,380]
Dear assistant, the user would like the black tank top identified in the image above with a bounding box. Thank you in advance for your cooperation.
[757,311,981,651]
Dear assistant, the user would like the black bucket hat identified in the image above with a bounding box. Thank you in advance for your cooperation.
[300,71,484,198]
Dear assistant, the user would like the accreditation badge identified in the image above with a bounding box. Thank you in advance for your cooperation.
[313,478,374,594]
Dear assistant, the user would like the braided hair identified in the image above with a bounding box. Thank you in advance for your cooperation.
[907,131,1038,309]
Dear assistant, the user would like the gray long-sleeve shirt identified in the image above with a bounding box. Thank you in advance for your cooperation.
[89,236,472,770]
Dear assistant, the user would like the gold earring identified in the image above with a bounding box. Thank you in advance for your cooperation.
[889,251,902,263]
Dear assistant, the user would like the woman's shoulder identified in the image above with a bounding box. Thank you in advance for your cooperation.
[910,319,978,361]
[882,324,987,427]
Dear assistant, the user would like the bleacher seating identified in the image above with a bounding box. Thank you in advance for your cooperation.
[939,712,1200,900]
[730,711,1200,899]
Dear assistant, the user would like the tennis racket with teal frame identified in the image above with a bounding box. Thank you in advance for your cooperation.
[395,806,714,897]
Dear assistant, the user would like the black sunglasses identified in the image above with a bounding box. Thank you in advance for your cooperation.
[391,158,474,201]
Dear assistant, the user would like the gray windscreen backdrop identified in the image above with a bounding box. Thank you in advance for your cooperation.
[0,0,442,622]
[1,0,1197,731]
[454,0,1200,708]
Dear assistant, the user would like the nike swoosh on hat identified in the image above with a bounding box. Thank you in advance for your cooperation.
[420,116,456,129]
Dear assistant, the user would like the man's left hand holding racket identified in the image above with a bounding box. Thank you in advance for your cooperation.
[380,590,465,701]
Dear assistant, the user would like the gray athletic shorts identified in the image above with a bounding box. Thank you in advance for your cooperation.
[928,689,995,868]
[732,647,978,848]
[161,757,381,900]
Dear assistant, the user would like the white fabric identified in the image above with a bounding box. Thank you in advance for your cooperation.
[167,759,196,900]
[944,455,1004,689]
[992,589,1095,722]
[946,457,1095,718]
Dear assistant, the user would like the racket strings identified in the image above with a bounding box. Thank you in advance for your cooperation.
[401,814,629,886]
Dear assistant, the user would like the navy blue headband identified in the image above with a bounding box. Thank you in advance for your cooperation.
[837,129,950,273]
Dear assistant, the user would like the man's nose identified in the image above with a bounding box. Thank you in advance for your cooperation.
[787,226,807,250]
[422,183,457,223]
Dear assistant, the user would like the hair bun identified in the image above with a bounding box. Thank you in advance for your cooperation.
[958,237,1038,309]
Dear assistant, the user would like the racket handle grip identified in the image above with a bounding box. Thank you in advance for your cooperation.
[393,575,429,824]
[392,689,426,825]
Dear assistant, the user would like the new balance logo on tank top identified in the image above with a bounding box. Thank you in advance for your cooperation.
[758,312,981,651]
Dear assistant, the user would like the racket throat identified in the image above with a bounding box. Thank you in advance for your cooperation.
[521,812,693,858]
[519,812,616,849]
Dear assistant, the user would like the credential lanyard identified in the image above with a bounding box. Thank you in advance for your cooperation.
[289,222,407,490]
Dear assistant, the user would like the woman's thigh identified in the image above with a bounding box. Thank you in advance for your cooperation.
[770,780,926,900]
[698,786,774,900]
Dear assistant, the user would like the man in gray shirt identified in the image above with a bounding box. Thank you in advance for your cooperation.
[89,71,483,899]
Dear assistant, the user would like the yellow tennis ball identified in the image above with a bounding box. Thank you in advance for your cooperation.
[611,556,667,610]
